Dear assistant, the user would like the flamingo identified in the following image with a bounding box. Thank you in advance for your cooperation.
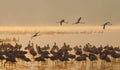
[103,22,112,30]
[73,17,85,24]
[58,19,68,26]
[31,32,40,38]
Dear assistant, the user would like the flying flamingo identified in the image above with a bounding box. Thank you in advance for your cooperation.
[31,32,40,39]
[58,19,68,26]
[103,22,112,30]
[73,17,85,24]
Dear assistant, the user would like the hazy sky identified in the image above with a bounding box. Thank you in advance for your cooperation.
[0,0,120,26]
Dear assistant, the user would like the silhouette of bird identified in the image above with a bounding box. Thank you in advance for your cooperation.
[103,22,112,30]
[105,56,111,62]
[58,19,68,26]
[75,54,88,61]
[31,32,40,38]
[88,53,97,61]
[73,17,85,24]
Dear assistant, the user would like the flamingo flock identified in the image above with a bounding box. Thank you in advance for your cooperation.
[0,42,119,66]
[58,17,112,30]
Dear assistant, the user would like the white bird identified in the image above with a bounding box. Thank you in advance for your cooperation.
[103,22,112,30]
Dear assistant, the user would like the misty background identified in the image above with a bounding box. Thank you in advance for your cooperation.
[0,0,120,26]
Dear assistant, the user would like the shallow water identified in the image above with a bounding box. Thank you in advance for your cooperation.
[0,30,120,47]
[0,60,120,70]
[0,26,120,70]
